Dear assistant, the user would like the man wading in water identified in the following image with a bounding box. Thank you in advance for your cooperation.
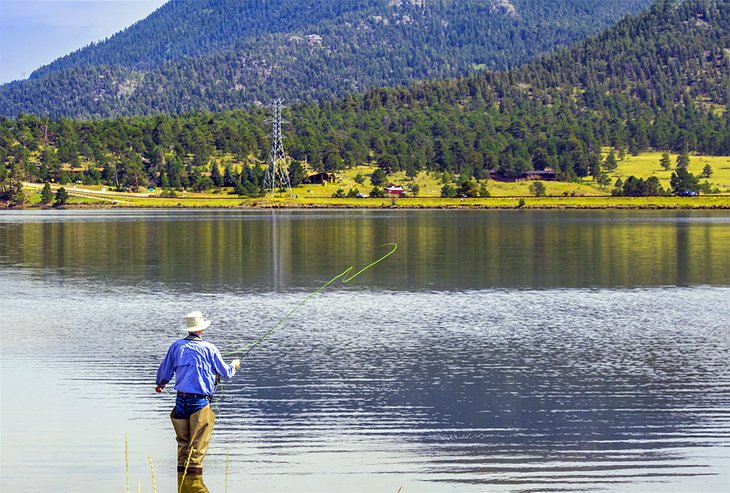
[155,311,240,476]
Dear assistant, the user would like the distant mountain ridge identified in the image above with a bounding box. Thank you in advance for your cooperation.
[30,0,376,78]
[0,0,653,118]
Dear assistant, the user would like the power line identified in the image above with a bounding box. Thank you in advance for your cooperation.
[263,99,292,197]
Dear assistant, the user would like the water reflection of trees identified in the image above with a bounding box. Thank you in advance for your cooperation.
[1,210,728,289]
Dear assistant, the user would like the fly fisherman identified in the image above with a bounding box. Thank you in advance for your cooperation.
[155,311,240,475]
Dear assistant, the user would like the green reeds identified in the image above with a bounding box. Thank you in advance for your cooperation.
[148,454,157,493]
[123,435,159,493]
[225,449,229,491]
[125,433,130,493]
[178,447,195,493]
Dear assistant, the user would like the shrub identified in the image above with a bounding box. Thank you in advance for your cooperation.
[54,187,69,207]
[370,169,386,186]
[440,183,457,198]
[528,181,546,197]
[478,183,490,197]
[40,183,53,204]
[458,179,479,198]
[369,186,385,198]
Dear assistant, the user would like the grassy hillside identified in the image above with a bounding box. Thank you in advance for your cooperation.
[611,153,730,191]
[251,153,730,198]
[34,151,730,203]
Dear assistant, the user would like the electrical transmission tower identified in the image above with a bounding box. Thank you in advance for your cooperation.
[263,99,292,197]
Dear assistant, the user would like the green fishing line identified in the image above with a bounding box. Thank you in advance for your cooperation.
[223,242,398,358]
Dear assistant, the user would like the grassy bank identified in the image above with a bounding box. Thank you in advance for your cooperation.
[16,184,730,209]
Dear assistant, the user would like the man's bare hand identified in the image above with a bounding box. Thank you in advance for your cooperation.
[155,385,164,393]
[231,359,241,370]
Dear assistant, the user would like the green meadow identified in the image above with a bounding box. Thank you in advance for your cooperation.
[22,151,730,209]
[609,152,730,191]
[250,153,730,199]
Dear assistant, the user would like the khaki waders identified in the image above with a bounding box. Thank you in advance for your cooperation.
[170,405,215,474]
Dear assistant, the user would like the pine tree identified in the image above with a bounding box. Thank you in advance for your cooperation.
[41,182,53,204]
[223,164,237,187]
[596,172,611,189]
[370,168,386,186]
[288,160,307,187]
[670,168,699,194]
[529,181,546,197]
[701,164,712,178]
[659,152,671,171]
[676,145,690,169]
[0,163,25,206]
[210,162,223,187]
[604,150,618,172]
[54,187,69,207]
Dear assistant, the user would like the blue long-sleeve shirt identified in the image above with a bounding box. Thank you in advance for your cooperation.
[156,334,236,396]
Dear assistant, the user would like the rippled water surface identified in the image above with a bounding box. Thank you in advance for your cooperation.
[1,210,729,492]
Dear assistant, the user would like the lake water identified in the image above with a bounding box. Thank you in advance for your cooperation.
[1,210,729,493]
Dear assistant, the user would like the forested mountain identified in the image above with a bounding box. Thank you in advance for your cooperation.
[1,0,728,200]
[0,0,654,118]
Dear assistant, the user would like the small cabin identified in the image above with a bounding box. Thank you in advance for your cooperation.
[304,172,336,185]
[522,169,557,181]
[306,34,323,45]
[384,184,406,198]
[488,168,556,182]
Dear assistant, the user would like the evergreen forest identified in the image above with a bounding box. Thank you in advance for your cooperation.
[0,0,653,118]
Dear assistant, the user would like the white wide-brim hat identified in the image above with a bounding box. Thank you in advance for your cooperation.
[184,311,212,332]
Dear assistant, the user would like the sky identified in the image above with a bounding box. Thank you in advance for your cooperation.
[0,0,168,84]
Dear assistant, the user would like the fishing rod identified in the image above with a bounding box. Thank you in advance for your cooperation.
[223,242,398,359]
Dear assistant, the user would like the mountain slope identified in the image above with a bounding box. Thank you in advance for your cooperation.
[31,0,376,77]
[0,0,653,118]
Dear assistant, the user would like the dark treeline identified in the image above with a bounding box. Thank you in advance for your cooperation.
[0,0,653,118]
[1,0,728,198]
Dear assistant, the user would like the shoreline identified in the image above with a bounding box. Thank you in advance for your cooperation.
[7,183,730,210]
[4,196,730,210]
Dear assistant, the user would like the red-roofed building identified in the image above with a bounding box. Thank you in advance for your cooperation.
[384,184,406,197]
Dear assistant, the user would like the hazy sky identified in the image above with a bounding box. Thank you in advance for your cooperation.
[0,0,168,84]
